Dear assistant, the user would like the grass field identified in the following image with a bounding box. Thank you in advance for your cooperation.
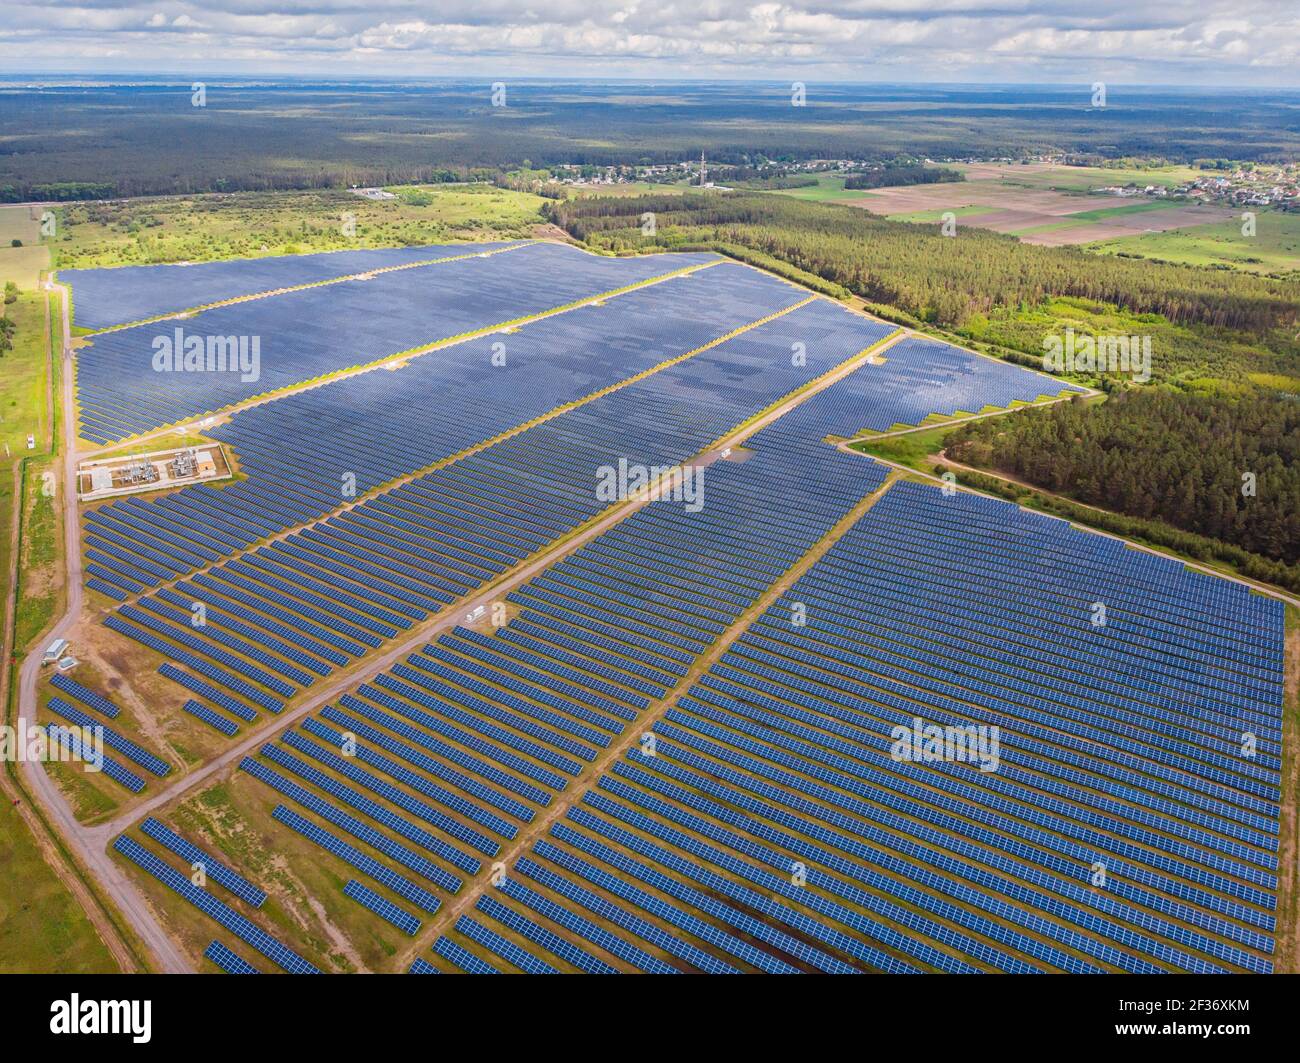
[0,807,117,973]
[850,424,956,472]
[0,292,51,459]
[1087,210,1300,274]
[882,205,989,224]
[0,247,49,288]
[1053,200,1181,223]
[13,457,61,654]
[1007,202,1173,235]
[0,207,50,287]
[770,174,873,203]
[571,181,692,197]
[0,205,39,244]
[51,186,549,270]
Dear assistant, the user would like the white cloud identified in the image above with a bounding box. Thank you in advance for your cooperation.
[0,0,1295,83]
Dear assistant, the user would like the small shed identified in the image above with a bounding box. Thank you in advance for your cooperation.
[43,638,69,664]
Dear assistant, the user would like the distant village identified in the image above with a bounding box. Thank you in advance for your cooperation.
[551,156,871,190]
[547,154,1300,209]
[1176,165,1300,208]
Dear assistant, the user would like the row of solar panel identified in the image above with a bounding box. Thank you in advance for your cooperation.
[74,244,721,441]
[101,300,901,726]
[87,263,806,568]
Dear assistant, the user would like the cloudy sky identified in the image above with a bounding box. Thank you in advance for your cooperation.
[1,0,1297,85]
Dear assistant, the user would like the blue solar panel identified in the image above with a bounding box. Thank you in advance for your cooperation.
[431,935,499,974]
[238,756,462,895]
[454,915,557,974]
[343,879,422,937]
[204,940,260,974]
[181,699,239,736]
[271,805,442,914]
[45,724,145,793]
[47,697,170,776]
[114,836,318,973]
[48,673,121,718]
[140,818,266,907]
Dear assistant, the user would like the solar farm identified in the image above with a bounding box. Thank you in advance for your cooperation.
[30,238,1292,976]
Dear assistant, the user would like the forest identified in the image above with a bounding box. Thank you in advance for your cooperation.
[4,78,1300,199]
[843,165,963,189]
[550,194,1300,357]
[946,392,1300,566]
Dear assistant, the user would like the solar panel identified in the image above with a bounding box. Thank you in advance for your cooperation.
[140,818,266,907]
[203,940,260,974]
[343,879,421,937]
[114,836,318,974]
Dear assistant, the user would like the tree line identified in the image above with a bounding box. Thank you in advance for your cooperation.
[549,194,1300,337]
[946,391,1300,565]
[844,165,963,189]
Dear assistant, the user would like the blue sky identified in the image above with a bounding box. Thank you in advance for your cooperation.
[1,1,1296,86]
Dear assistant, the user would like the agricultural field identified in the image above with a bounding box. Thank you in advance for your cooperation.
[955,161,1203,191]
[1087,210,1300,274]
[0,291,52,459]
[0,205,49,287]
[0,810,116,973]
[13,233,1285,981]
[848,162,1237,246]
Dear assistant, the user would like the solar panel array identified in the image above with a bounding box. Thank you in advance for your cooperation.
[271,804,444,914]
[113,834,318,973]
[140,817,267,906]
[82,245,1278,975]
[431,935,500,974]
[824,335,1085,435]
[47,697,170,777]
[74,244,720,442]
[181,699,240,736]
[85,263,805,588]
[226,393,895,968]
[551,480,1277,973]
[48,672,121,718]
[45,723,146,793]
[63,242,521,330]
[102,298,899,721]
[412,375,1279,974]
[343,879,422,937]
